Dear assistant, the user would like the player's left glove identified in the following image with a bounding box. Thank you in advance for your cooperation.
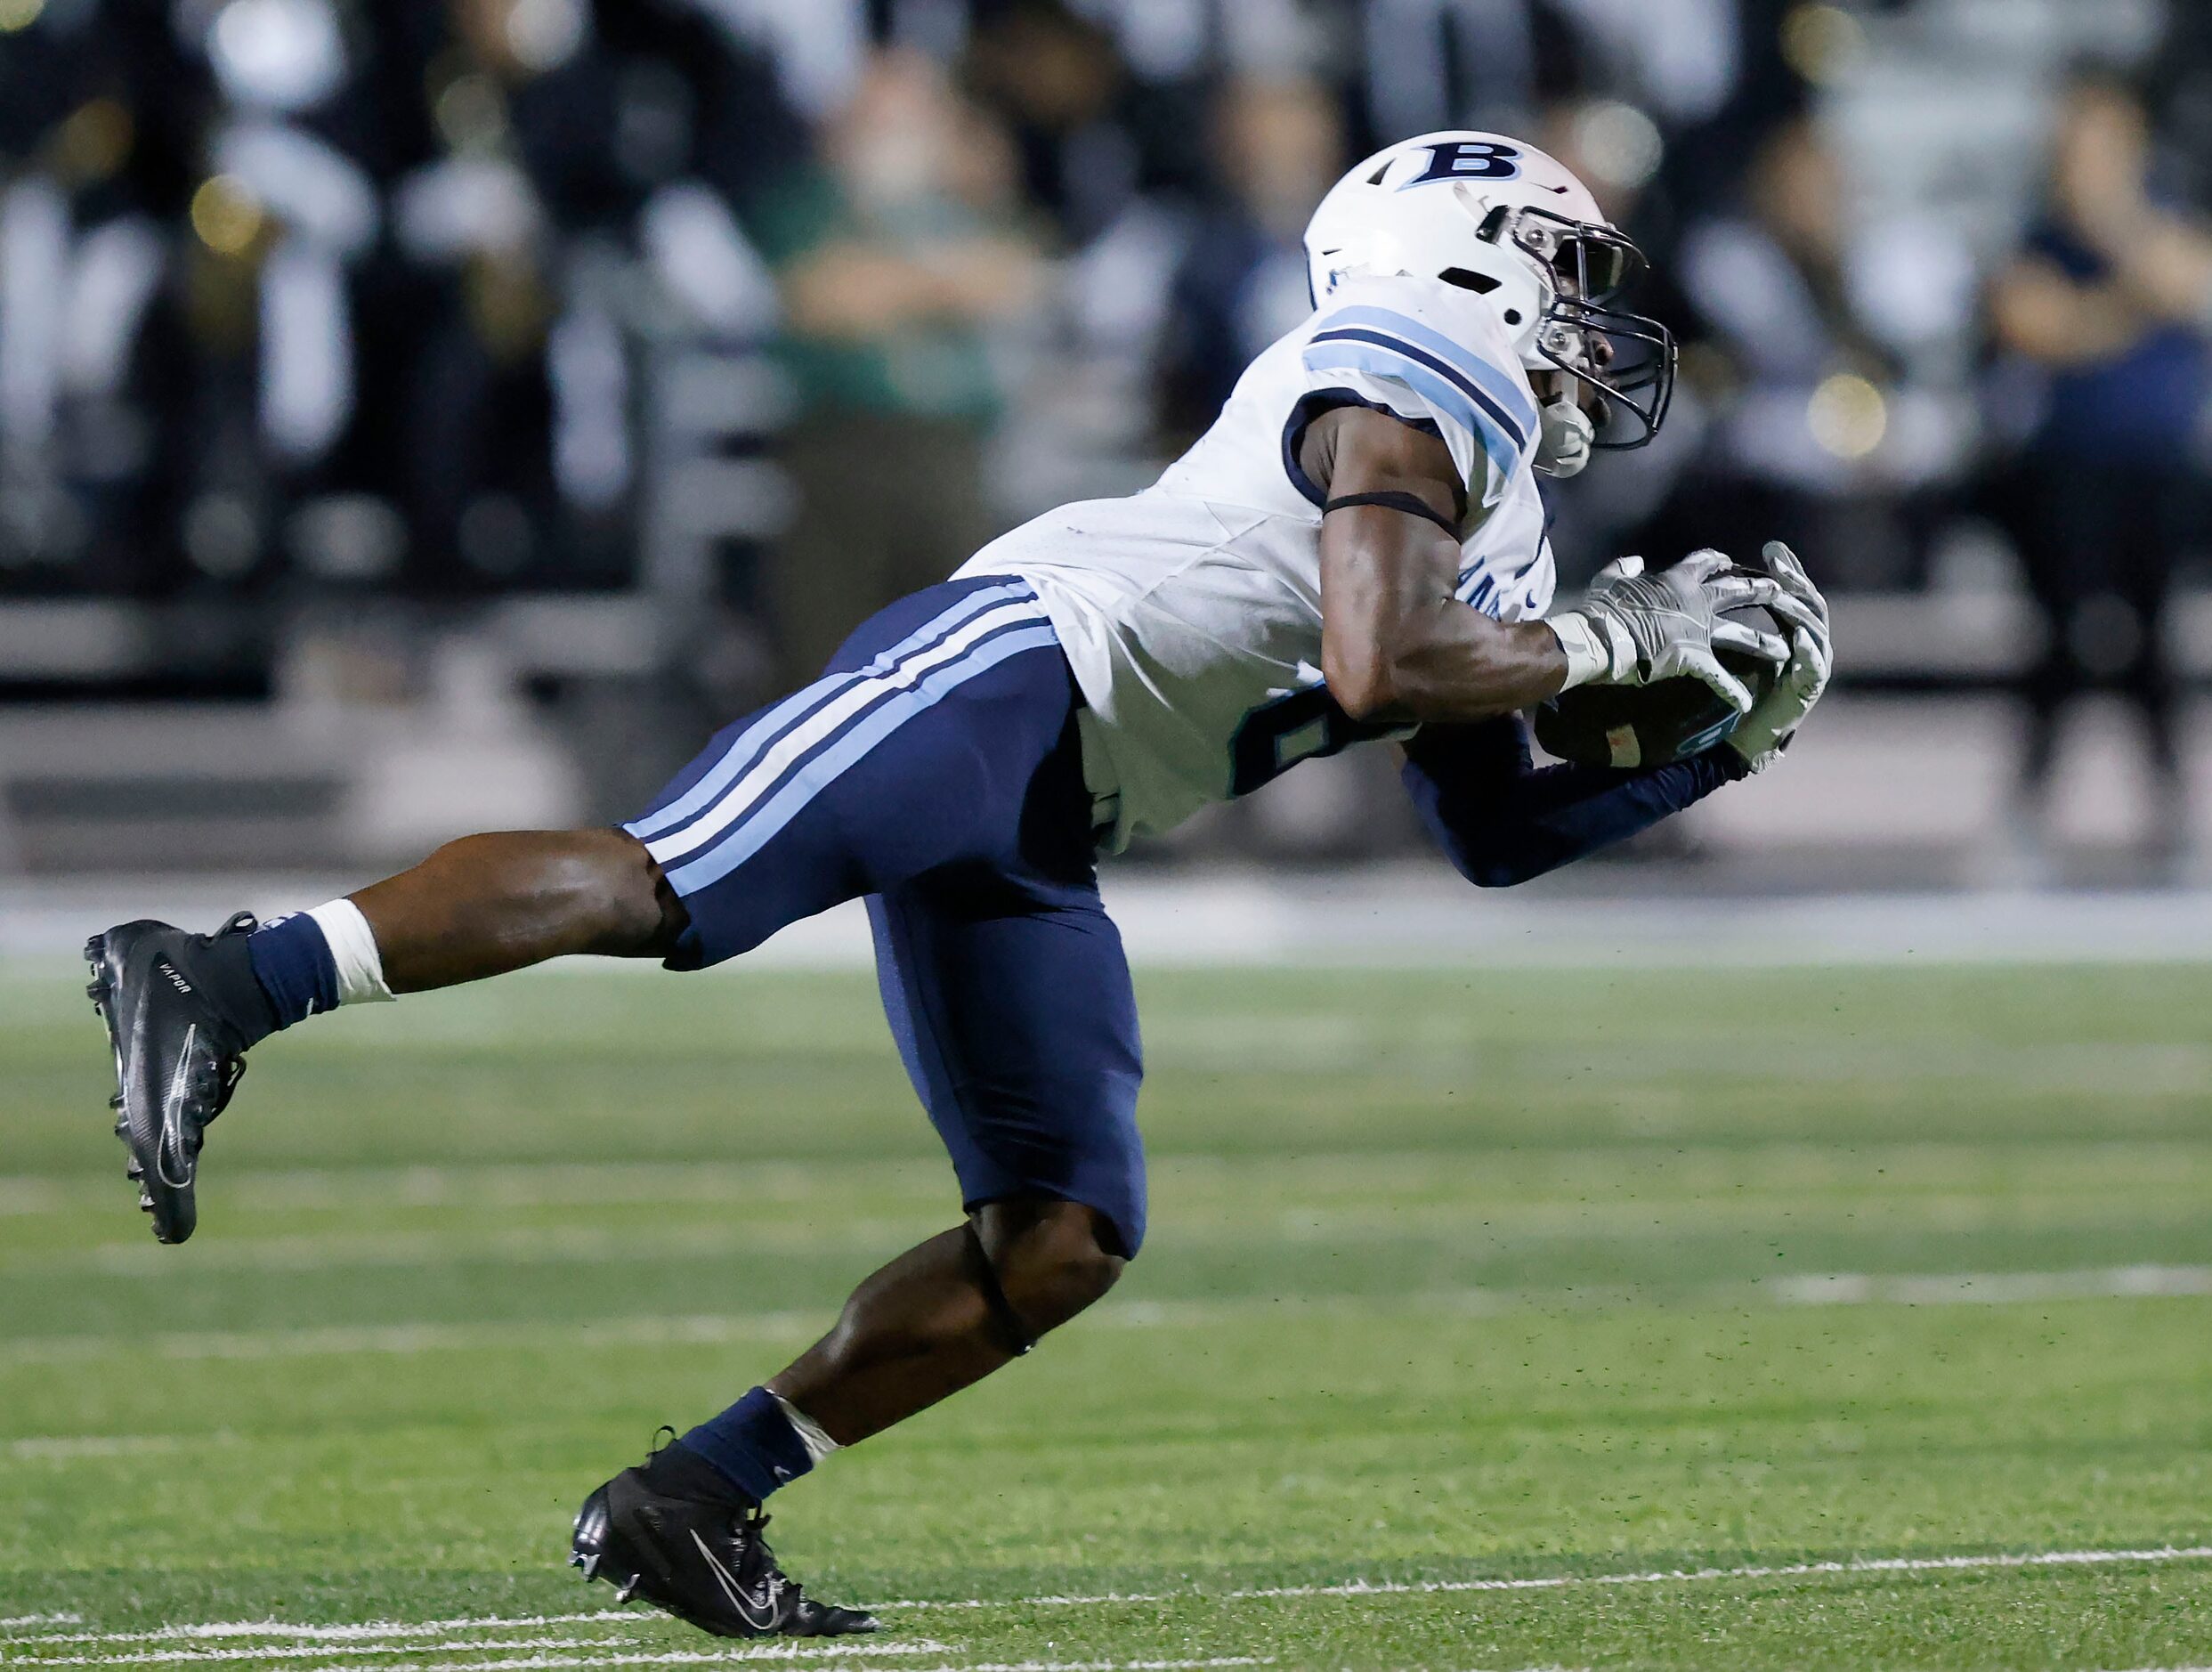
[1549,550,1785,716]
[1725,541,1832,773]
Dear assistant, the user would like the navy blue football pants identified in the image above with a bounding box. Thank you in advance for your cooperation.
[622,577,1147,1255]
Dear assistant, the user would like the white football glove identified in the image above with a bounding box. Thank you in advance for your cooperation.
[1548,550,1788,715]
[1725,541,1832,773]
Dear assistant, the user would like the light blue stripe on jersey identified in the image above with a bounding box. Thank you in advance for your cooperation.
[1309,327,1529,452]
[627,580,1035,844]
[662,621,1062,895]
[1301,340,1524,483]
[643,596,1049,870]
[1317,304,1539,433]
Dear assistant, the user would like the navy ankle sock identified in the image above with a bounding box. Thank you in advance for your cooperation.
[191,925,285,1049]
[678,1387,816,1502]
[245,913,340,1031]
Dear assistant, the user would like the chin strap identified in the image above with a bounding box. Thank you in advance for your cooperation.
[1535,397,1594,478]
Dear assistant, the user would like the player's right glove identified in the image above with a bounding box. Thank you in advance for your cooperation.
[1547,550,1786,715]
[1724,540,1832,772]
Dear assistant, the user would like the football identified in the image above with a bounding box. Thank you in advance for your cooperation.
[1533,589,1784,768]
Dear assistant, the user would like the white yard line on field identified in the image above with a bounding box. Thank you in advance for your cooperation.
[6,1642,973,1667]
[5,1617,636,1648]
[1101,1265,2212,1329]
[0,1160,944,1220]
[0,1615,85,1628]
[0,1311,820,1368]
[7,1434,222,1461]
[0,1628,968,1657]
[882,1543,2212,1611]
[13,1638,679,1667]
[25,1191,2212,1282]
[10,1221,929,1279]
[8,1546,2207,1654]
[1770,1266,2212,1305]
[7,1265,2209,1370]
[273,1660,1267,1672]
[0,1178,71,1216]
[5,1629,957,1662]
[3,1136,2200,1222]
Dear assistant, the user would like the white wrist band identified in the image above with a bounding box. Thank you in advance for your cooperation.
[304,898,394,1006]
[1546,611,1611,689]
[773,1392,840,1465]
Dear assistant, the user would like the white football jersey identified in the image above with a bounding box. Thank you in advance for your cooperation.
[957,272,1556,850]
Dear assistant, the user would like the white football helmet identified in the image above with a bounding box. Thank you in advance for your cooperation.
[1303,131,1675,473]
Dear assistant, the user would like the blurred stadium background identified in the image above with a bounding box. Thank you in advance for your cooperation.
[7,7,2212,1660]
[4,0,2212,921]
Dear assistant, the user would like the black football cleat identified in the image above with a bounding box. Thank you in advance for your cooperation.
[85,913,268,1245]
[571,1439,879,1639]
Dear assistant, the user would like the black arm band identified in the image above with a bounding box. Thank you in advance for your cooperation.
[1322,491,1461,538]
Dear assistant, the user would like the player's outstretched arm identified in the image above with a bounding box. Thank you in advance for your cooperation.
[1310,410,1781,723]
[1400,715,1743,888]
[1404,543,1832,884]
[1310,406,1570,724]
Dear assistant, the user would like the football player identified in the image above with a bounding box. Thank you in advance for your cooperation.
[85,133,1831,1638]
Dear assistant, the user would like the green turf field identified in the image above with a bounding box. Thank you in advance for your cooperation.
[2,955,2208,1670]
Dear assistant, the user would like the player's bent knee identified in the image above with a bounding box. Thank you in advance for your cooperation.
[976,1197,1126,1337]
[549,829,683,956]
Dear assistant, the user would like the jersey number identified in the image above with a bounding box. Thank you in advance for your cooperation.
[1229,685,1404,798]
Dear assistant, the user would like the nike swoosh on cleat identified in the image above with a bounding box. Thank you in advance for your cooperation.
[157,1025,198,1190]
[689,1529,779,1631]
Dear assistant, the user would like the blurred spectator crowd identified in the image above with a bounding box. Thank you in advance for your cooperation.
[6,0,2212,824]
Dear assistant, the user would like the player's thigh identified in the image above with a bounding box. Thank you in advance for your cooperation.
[869,881,1147,1258]
[624,578,1072,968]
